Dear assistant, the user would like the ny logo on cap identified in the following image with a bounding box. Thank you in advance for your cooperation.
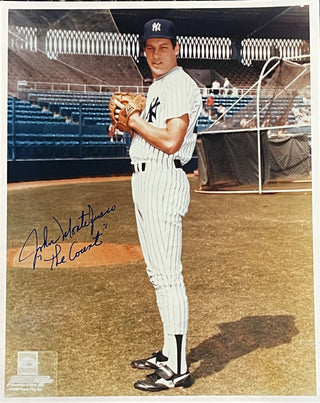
[152,22,161,32]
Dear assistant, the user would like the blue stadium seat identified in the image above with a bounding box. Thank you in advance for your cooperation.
[83,125,107,135]
[81,143,127,158]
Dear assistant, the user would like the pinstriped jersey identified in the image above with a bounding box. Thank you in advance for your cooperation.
[129,66,202,166]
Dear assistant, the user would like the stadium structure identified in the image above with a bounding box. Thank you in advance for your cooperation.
[7,6,312,193]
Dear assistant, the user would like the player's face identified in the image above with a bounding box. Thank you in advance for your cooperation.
[144,38,179,78]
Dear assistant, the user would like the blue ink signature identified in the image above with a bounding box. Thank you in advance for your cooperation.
[18,204,116,270]
[52,204,116,239]
[42,230,103,271]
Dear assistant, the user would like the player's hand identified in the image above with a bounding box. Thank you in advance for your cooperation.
[109,92,146,133]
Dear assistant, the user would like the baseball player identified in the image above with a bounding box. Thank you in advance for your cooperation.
[111,19,202,391]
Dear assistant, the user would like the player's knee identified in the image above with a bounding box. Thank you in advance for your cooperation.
[147,270,185,290]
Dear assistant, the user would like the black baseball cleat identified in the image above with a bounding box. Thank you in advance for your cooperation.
[131,350,168,370]
[133,364,192,392]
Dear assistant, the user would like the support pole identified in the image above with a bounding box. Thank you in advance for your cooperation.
[256,56,281,194]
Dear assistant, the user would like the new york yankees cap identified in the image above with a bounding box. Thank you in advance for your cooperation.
[143,19,177,40]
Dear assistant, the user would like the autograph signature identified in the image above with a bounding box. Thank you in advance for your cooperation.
[18,204,116,270]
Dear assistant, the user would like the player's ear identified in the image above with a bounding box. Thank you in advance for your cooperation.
[174,43,180,57]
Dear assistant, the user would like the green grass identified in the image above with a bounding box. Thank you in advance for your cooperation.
[5,176,316,397]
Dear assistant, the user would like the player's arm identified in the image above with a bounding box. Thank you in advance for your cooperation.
[128,112,189,155]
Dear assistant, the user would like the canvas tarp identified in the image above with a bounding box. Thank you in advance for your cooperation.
[196,131,310,189]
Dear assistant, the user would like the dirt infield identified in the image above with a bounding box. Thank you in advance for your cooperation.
[7,242,143,269]
[5,175,316,398]
[7,175,132,191]
[7,176,143,269]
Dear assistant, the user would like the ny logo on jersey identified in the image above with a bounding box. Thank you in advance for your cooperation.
[147,97,160,123]
[152,22,161,32]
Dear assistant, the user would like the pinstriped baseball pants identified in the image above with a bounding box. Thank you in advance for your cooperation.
[131,160,189,335]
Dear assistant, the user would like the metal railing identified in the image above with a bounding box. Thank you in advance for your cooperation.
[18,80,264,99]
[17,81,151,98]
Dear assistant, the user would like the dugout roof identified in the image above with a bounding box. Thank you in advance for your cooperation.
[9,5,310,41]
[110,6,310,40]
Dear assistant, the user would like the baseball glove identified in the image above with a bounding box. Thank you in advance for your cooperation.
[109,92,146,132]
